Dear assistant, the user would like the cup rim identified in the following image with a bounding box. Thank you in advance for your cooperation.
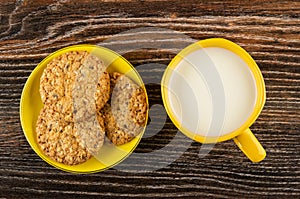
[20,44,148,173]
[161,38,266,143]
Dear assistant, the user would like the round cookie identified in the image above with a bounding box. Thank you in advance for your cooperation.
[36,105,92,165]
[103,73,147,145]
[40,51,89,104]
[36,104,106,165]
[110,72,147,127]
[40,51,110,113]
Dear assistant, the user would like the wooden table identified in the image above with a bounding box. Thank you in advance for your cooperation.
[0,0,299,198]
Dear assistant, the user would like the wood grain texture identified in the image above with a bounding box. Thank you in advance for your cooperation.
[0,0,299,198]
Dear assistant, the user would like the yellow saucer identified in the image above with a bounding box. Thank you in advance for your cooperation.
[20,45,148,173]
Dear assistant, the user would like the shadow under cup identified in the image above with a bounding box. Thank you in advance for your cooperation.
[161,38,266,162]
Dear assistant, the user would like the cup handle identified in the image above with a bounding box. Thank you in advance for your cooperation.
[233,128,266,162]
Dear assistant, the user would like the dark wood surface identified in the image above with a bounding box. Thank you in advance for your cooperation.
[0,0,299,198]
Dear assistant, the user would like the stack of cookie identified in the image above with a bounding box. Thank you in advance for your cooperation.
[36,51,147,165]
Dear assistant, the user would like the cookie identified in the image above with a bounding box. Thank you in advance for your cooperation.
[110,72,147,127]
[37,104,106,165]
[36,106,92,165]
[102,73,147,145]
[40,51,110,113]
[40,51,88,104]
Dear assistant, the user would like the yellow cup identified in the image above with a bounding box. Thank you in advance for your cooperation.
[20,44,148,173]
[161,38,266,162]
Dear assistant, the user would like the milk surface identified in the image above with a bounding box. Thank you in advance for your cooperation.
[167,47,257,137]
